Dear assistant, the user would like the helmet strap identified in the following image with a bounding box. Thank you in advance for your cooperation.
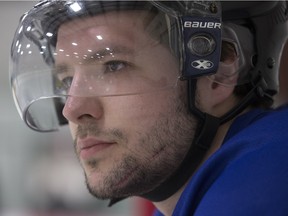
[139,112,220,202]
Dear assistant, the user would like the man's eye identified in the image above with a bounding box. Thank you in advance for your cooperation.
[62,76,73,88]
[105,61,127,73]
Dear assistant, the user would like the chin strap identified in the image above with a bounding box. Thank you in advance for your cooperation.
[141,113,220,201]
[109,75,271,206]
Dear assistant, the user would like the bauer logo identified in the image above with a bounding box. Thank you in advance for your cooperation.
[184,21,221,29]
[191,60,214,70]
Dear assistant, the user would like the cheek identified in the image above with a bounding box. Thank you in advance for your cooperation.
[101,92,177,153]
[103,92,173,126]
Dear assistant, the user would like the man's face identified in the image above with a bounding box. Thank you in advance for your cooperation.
[56,10,198,199]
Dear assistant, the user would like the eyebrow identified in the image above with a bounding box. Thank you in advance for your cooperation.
[53,64,69,75]
[85,45,135,62]
[53,45,135,75]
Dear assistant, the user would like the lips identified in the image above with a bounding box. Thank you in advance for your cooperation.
[78,137,116,160]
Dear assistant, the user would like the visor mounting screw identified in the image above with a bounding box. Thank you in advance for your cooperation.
[188,34,216,56]
[209,3,218,14]
[266,57,275,69]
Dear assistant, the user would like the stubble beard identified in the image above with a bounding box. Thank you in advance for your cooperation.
[74,91,198,200]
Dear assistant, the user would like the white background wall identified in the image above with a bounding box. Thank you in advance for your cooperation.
[0,1,136,215]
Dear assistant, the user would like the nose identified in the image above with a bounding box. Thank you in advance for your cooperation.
[61,65,104,124]
[62,95,103,125]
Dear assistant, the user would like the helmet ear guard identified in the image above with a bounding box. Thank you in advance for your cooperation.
[187,1,288,122]
[222,1,288,99]
[250,3,288,98]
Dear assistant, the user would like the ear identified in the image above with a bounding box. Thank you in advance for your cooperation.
[196,76,236,117]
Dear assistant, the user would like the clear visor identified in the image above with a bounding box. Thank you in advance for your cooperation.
[10,1,252,132]
[10,1,181,131]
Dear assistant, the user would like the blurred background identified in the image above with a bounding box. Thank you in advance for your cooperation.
[0,1,154,215]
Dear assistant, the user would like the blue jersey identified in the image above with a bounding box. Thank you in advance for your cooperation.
[154,105,288,216]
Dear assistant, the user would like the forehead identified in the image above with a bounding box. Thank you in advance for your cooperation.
[57,10,153,45]
[54,10,165,64]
